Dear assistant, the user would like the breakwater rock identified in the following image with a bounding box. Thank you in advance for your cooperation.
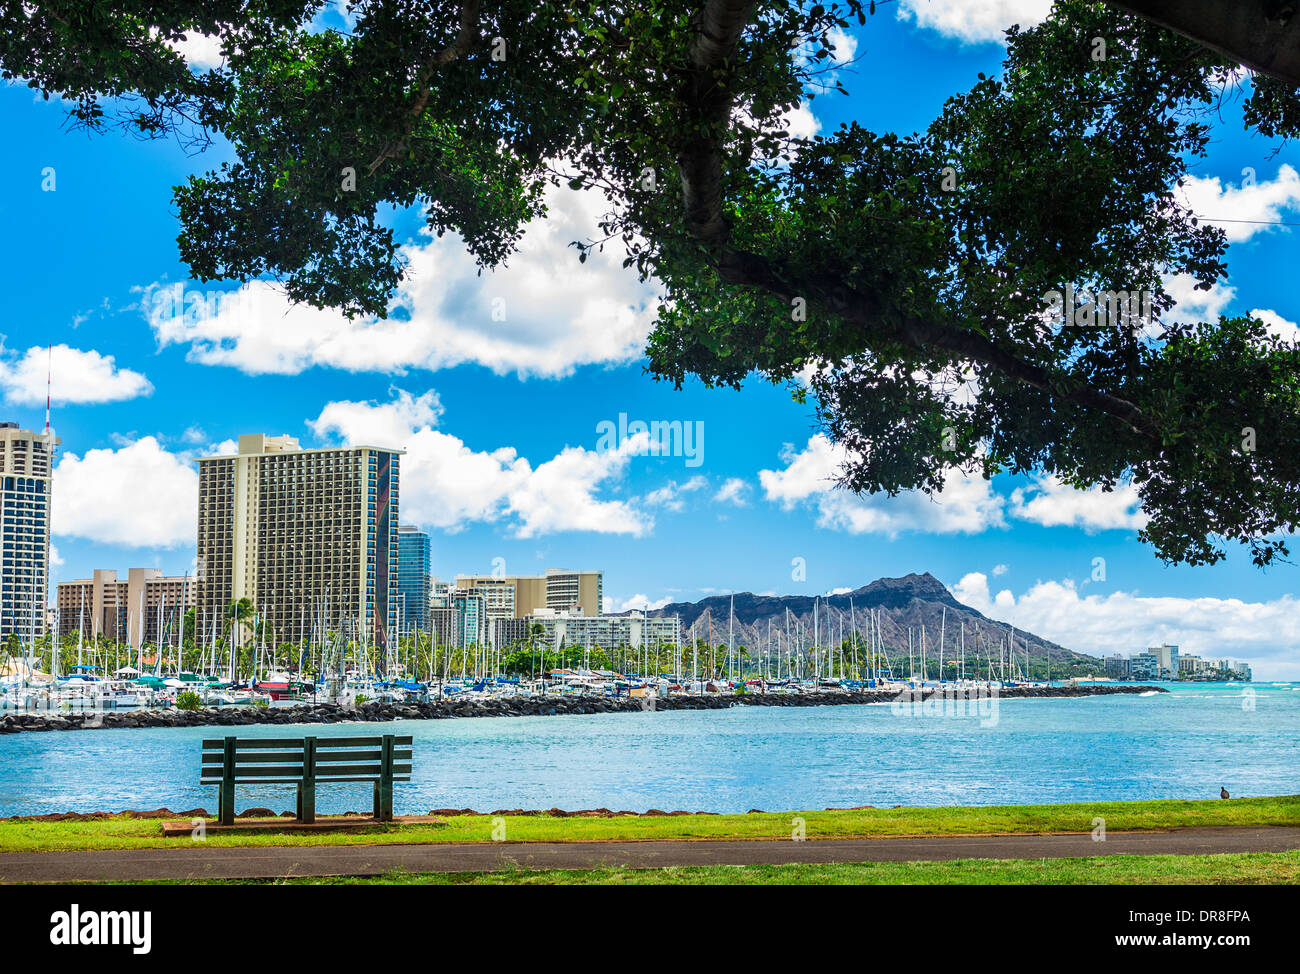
[0,683,1165,735]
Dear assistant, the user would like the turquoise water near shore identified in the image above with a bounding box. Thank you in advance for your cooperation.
[0,683,1296,816]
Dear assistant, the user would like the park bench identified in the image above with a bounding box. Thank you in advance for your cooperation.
[200,734,413,825]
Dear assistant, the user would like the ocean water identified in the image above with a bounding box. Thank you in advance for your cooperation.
[0,683,1296,816]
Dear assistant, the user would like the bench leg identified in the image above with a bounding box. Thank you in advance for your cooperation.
[301,781,315,824]
[372,781,381,820]
[218,781,234,826]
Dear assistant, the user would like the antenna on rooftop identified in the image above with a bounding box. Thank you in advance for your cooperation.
[44,343,52,435]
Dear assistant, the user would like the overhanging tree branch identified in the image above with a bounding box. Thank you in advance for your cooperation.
[710,247,1159,440]
[675,1,1157,440]
[1107,0,1300,85]
[367,0,482,175]
[678,0,755,244]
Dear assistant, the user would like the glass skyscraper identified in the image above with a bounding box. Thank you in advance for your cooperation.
[396,525,431,632]
[0,422,57,644]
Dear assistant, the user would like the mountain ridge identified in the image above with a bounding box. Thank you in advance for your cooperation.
[628,572,1092,665]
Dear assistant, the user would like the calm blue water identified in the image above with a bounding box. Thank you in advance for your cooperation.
[1,684,1297,815]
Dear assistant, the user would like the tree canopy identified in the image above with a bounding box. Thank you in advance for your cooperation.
[6,0,1300,566]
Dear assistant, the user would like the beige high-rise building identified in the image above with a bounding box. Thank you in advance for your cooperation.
[195,433,402,650]
[0,421,58,641]
[453,569,603,620]
[56,569,196,649]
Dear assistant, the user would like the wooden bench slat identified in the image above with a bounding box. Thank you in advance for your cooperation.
[313,749,412,763]
[202,764,410,779]
[202,765,306,778]
[202,751,305,764]
[315,776,412,783]
[202,736,413,750]
[201,738,313,749]
[312,736,413,748]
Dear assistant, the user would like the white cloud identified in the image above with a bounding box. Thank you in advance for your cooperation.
[1010,475,1147,532]
[952,572,1300,681]
[713,477,750,507]
[782,101,821,140]
[166,32,226,69]
[826,27,858,63]
[145,182,658,379]
[896,0,1052,45]
[992,563,1008,576]
[617,593,672,612]
[1163,273,1236,323]
[53,437,197,547]
[0,343,152,406]
[307,388,443,450]
[645,476,708,512]
[1251,309,1300,344]
[309,389,652,538]
[1177,165,1300,243]
[759,434,1006,536]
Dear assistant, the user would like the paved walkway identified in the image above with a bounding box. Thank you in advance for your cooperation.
[3,826,1298,882]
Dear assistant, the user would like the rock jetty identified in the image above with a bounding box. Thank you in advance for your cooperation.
[0,683,1165,735]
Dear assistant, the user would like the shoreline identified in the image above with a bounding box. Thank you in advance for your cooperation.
[0,683,1166,735]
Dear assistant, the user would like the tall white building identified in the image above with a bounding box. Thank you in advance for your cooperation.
[0,422,58,643]
[196,433,402,649]
[529,610,681,652]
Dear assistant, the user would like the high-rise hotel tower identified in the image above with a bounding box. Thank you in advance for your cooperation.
[0,421,58,642]
[195,434,401,651]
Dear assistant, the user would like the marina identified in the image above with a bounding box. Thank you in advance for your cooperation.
[0,682,1294,819]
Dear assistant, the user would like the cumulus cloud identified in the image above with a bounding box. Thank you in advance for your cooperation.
[759,434,1006,536]
[713,477,750,507]
[1010,475,1147,532]
[309,389,653,538]
[825,27,858,63]
[645,476,708,512]
[1251,309,1300,344]
[144,183,658,379]
[0,343,152,406]
[165,32,225,69]
[1163,274,1236,323]
[952,572,1300,680]
[896,0,1052,45]
[782,101,821,140]
[1177,165,1300,244]
[616,593,672,612]
[53,437,197,547]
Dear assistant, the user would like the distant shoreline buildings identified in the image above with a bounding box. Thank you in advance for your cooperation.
[1104,644,1252,682]
[0,426,1264,676]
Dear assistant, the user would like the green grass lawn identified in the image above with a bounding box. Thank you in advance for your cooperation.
[1,794,1296,853]
[143,851,1300,885]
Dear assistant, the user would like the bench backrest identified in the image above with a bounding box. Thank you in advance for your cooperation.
[201,735,414,784]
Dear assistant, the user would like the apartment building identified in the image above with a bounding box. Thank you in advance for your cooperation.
[56,569,196,649]
[453,569,604,620]
[528,609,681,652]
[195,434,401,650]
[0,422,57,641]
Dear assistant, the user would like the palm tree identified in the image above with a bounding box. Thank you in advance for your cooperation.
[225,598,254,648]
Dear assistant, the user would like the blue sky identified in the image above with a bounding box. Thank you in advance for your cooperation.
[3,1,1299,677]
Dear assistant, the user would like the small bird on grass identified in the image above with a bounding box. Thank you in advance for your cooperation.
[1220,787,1230,799]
